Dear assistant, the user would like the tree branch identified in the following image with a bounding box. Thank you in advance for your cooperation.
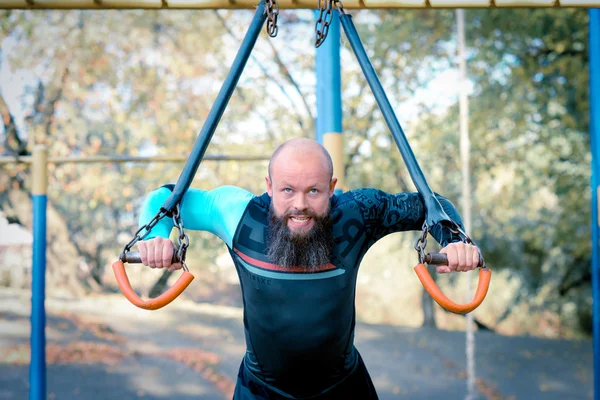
[0,93,28,156]
[214,11,313,135]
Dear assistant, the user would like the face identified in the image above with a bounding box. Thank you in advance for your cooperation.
[266,150,337,236]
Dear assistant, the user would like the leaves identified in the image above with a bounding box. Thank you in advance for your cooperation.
[0,9,592,335]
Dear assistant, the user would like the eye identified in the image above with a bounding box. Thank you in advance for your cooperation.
[283,188,292,193]
[309,189,318,194]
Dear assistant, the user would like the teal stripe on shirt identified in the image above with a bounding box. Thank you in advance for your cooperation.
[138,185,255,248]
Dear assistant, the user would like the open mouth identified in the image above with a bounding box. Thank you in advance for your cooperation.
[290,216,311,223]
[287,215,314,228]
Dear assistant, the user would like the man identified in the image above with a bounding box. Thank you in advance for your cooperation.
[137,138,480,399]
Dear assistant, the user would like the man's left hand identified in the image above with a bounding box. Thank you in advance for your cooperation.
[437,242,480,274]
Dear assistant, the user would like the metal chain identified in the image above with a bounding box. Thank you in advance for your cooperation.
[315,0,345,48]
[119,204,191,272]
[417,220,486,268]
[265,0,279,38]
[172,204,190,272]
[315,0,332,48]
[120,209,169,260]
[413,222,429,264]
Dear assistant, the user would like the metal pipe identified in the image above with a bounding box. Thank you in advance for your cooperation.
[456,8,477,400]
[315,11,344,194]
[0,154,269,165]
[0,0,592,10]
[589,8,600,400]
[29,145,47,400]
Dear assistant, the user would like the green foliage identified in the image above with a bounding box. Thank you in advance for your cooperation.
[342,9,591,334]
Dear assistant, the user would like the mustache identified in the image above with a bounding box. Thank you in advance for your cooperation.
[284,210,316,218]
[274,209,319,223]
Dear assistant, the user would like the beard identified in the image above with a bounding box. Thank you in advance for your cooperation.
[266,204,335,271]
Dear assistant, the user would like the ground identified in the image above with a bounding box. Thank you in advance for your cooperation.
[0,288,592,400]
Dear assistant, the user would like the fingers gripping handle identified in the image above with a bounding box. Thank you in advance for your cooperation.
[415,253,491,314]
[112,253,194,310]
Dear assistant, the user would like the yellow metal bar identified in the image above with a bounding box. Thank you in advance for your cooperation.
[494,0,553,6]
[32,145,48,196]
[429,0,488,7]
[34,0,100,7]
[0,0,596,7]
[561,0,600,5]
[323,132,345,191]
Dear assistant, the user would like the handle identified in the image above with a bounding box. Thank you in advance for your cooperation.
[112,251,194,310]
[414,253,491,314]
[423,252,484,267]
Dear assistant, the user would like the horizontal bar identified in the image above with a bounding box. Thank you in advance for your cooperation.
[0,154,269,165]
[0,0,595,7]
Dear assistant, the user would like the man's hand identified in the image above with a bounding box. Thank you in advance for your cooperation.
[137,237,183,272]
[437,242,480,274]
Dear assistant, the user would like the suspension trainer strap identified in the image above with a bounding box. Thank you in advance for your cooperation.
[339,11,491,315]
[339,13,451,229]
[160,1,268,213]
[114,2,268,311]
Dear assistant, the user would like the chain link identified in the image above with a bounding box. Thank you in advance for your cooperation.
[120,204,190,272]
[315,0,332,48]
[172,204,190,272]
[265,0,279,38]
[413,222,429,264]
[120,209,169,260]
[315,0,345,48]
[414,220,486,268]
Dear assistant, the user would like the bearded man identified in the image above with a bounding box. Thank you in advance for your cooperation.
[137,138,480,400]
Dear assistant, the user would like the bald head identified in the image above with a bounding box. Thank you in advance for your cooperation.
[268,138,334,180]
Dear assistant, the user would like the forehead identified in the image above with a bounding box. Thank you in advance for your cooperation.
[271,152,330,187]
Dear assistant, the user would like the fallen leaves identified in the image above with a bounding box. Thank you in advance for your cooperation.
[0,342,126,366]
[160,348,235,396]
[54,312,126,344]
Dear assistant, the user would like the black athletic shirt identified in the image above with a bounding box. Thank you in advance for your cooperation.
[140,186,463,398]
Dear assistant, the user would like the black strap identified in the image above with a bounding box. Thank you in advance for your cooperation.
[159,1,267,213]
[339,13,454,230]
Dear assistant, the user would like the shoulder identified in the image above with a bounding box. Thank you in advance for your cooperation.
[332,188,390,208]
[211,185,256,202]
[247,191,271,211]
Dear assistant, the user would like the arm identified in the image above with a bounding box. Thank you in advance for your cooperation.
[363,189,480,274]
[360,189,462,246]
[139,184,255,248]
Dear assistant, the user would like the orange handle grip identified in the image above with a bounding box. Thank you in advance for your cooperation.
[414,264,491,314]
[112,260,194,310]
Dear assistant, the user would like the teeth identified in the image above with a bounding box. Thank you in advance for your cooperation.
[291,216,309,222]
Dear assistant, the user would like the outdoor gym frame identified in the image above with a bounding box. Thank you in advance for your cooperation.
[0,3,598,400]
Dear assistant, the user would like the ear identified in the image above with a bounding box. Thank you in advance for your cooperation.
[266,176,273,197]
[329,177,338,197]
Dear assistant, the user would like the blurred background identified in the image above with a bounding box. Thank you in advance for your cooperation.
[0,8,593,399]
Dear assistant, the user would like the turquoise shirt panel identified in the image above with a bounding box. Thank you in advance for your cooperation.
[138,185,255,248]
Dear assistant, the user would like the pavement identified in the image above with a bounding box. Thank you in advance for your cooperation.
[0,288,593,400]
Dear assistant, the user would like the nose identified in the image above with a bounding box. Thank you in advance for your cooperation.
[292,193,308,212]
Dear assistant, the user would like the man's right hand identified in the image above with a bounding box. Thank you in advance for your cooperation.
[137,237,183,272]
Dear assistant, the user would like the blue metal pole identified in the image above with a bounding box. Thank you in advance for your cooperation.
[315,11,344,194]
[590,9,600,400]
[30,145,47,400]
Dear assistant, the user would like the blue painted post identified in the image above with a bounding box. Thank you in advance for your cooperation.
[315,11,344,194]
[30,145,47,400]
[590,9,600,400]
